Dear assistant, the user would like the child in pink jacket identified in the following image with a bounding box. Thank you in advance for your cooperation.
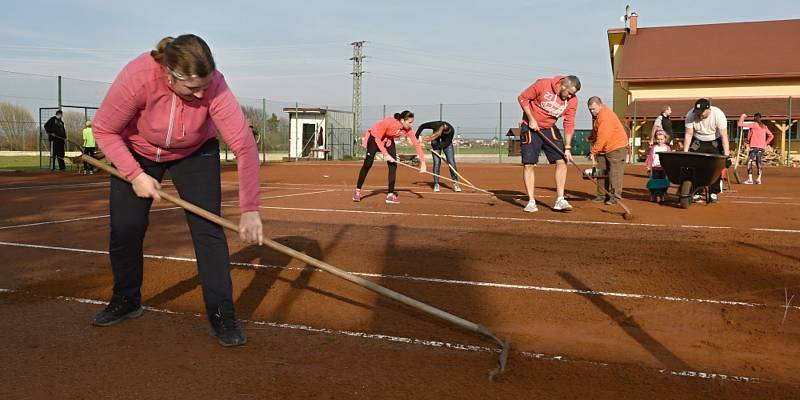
[646,131,671,202]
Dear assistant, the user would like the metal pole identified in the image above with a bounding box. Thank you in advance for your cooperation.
[261,98,267,164]
[499,101,503,163]
[788,96,793,166]
[295,102,299,162]
[382,104,386,119]
[439,103,443,121]
[631,99,637,163]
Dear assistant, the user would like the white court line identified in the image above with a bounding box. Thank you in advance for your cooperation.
[0,180,178,192]
[260,189,335,200]
[228,204,800,234]
[1,240,796,311]
[0,182,109,191]
[732,201,800,206]
[0,287,763,384]
[221,189,336,206]
[0,207,182,231]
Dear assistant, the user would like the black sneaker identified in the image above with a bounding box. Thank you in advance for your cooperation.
[208,309,247,347]
[92,296,143,327]
[590,195,607,203]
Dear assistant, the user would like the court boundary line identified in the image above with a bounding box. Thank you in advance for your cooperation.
[1,240,796,311]
[0,288,764,385]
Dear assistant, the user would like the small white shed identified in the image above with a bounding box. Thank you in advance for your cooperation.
[283,107,354,160]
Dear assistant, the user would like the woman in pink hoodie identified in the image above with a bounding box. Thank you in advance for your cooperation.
[352,111,427,204]
[92,35,261,346]
[738,113,775,184]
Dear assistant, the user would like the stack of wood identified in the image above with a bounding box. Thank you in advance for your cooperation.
[734,145,799,167]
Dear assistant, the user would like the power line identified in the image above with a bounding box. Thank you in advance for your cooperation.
[370,42,610,79]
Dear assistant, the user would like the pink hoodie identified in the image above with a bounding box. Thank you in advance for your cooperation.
[93,52,260,212]
[517,76,578,135]
[737,116,774,150]
[361,117,425,161]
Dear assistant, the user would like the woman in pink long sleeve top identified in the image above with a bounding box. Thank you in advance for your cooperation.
[353,111,427,204]
[91,35,260,346]
[738,113,774,184]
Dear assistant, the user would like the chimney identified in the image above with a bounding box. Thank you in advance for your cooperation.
[629,13,638,35]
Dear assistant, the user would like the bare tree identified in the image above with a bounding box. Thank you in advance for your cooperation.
[0,102,36,151]
[62,111,87,152]
[241,105,266,138]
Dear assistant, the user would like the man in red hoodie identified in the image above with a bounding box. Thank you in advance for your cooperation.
[517,75,580,212]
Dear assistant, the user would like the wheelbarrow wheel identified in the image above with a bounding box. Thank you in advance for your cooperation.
[679,180,692,209]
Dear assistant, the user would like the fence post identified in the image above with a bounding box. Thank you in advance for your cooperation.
[498,101,503,163]
[261,98,267,164]
[439,103,443,121]
[295,102,300,162]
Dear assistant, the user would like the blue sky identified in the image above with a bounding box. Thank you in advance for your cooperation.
[1,1,798,129]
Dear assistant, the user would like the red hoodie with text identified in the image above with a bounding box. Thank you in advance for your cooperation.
[517,76,578,136]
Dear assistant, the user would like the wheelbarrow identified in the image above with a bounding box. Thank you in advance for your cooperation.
[658,151,727,209]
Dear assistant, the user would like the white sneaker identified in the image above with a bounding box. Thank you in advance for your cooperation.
[523,200,538,213]
[756,175,762,184]
[709,193,719,203]
[553,197,573,211]
[433,184,440,192]
[693,194,703,203]
[744,179,753,185]
[453,183,461,192]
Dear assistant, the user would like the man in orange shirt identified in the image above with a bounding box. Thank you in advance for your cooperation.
[587,97,628,204]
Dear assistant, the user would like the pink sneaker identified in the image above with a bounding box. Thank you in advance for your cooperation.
[352,189,361,202]
[385,193,399,204]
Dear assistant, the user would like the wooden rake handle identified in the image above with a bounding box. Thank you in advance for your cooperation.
[393,156,495,197]
[80,154,508,364]
[430,149,475,187]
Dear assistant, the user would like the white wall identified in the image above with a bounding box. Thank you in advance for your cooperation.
[288,113,325,158]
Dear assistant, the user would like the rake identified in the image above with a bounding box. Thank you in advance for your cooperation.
[63,134,510,379]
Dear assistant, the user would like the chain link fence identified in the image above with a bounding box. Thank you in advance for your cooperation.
[7,69,794,167]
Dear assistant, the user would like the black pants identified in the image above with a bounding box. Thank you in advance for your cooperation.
[109,139,234,316]
[50,139,65,170]
[83,147,96,172]
[689,137,724,194]
[357,135,397,193]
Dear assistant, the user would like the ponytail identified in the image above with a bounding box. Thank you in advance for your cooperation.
[393,110,414,120]
[150,34,216,80]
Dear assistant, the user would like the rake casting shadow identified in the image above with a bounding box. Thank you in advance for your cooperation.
[557,271,691,371]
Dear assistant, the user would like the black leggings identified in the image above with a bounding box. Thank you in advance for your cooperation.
[83,147,96,171]
[357,135,397,193]
[109,139,234,317]
[747,148,764,176]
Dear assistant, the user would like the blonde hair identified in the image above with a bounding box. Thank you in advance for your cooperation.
[151,34,215,80]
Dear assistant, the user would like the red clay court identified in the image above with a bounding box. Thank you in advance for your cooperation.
[1,162,799,399]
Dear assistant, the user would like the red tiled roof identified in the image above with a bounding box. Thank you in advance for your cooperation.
[614,19,800,82]
[623,97,800,120]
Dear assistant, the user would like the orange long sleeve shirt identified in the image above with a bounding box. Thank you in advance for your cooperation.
[591,105,628,155]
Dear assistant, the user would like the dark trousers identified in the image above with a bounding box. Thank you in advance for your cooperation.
[83,147,96,172]
[357,135,398,193]
[109,139,234,316]
[50,139,65,170]
[689,137,724,194]
[595,147,626,198]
